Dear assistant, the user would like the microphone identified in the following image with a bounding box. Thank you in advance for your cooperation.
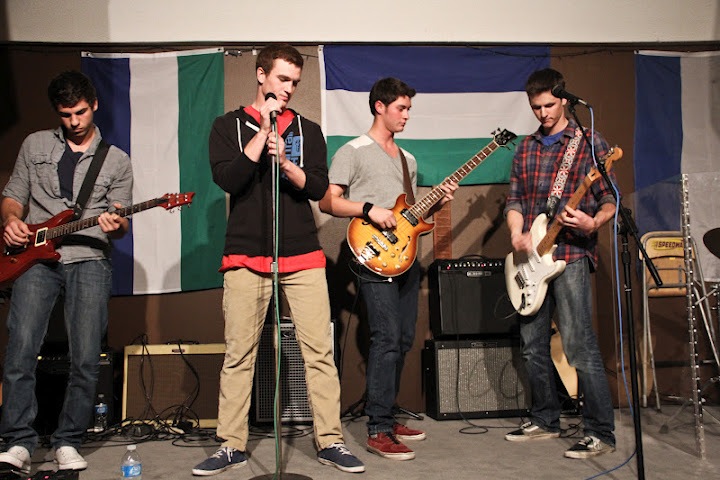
[264,92,279,123]
[551,85,590,107]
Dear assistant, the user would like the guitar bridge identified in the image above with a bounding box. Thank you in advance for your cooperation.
[514,272,525,289]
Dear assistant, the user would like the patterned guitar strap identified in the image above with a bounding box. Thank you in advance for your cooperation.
[546,128,583,218]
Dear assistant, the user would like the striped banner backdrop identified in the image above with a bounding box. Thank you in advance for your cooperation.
[634,50,720,281]
[319,45,550,186]
[82,48,226,295]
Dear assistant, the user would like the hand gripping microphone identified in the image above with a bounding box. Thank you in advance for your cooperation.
[264,92,279,123]
[551,84,590,107]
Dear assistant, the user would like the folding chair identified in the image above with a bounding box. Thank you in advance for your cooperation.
[639,231,690,409]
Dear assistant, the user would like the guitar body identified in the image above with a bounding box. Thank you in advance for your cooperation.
[0,209,77,285]
[504,213,567,316]
[346,193,434,277]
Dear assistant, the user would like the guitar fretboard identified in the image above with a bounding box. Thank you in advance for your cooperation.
[408,140,500,219]
[47,198,164,240]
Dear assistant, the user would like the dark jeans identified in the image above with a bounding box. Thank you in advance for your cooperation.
[519,257,615,446]
[359,262,420,436]
[0,260,111,453]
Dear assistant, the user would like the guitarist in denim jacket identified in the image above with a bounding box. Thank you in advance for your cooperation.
[0,71,132,473]
[503,68,617,459]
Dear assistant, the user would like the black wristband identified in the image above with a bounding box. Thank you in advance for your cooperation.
[362,202,374,221]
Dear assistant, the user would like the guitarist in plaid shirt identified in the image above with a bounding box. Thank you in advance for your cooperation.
[503,68,617,459]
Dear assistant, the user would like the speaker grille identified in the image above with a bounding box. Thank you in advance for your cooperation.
[122,344,224,428]
[424,338,530,419]
[254,322,334,423]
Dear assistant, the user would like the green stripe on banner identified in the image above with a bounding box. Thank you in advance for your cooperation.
[327,136,522,186]
[178,52,226,291]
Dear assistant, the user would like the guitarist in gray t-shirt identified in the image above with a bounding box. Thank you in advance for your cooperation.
[320,77,456,461]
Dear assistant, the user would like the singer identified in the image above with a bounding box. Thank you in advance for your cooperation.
[192,44,364,476]
[503,68,618,458]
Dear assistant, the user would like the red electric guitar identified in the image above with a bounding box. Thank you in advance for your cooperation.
[0,192,194,285]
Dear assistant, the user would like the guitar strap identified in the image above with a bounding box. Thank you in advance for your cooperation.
[398,148,416,205]
[73,139,110,220]
[545,128,583,217]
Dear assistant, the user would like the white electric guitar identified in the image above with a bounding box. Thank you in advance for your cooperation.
[505,147,622,316]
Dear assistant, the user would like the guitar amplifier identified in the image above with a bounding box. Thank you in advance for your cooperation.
[423,337,530,420]
[429,258,514,337]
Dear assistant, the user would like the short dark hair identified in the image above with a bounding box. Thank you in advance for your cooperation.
[256,44,304,75]
[525,68,565,97]
[47,70,97,109]
[369,77,416,115]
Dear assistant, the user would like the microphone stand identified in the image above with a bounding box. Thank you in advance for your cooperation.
[251,114,311,480]
[568,102,663,480]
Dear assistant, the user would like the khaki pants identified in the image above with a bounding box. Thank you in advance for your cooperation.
[216,267,343,451]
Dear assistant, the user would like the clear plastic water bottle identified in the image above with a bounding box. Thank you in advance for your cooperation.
[120,444,142,479]
[94,393,108,432]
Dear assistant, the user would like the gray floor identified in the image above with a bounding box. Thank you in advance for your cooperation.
[26,405,720,480]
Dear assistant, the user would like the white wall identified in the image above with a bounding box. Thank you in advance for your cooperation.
[4,0,719,44]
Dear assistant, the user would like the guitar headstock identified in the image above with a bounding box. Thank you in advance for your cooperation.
[599,146,622,170]
[492,128,518,148]
[159,192,195,210]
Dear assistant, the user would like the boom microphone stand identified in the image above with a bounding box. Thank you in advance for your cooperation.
[567,101,663,480]
[251,105,311,480]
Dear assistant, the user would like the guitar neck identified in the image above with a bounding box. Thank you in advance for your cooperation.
[408,139,500,218]
[536,173,596,256]
[47,198,164,240]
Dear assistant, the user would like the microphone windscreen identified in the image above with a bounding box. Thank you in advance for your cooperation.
[265,92,277,101]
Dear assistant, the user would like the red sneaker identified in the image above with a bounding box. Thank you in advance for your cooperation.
[366,433,415,460]
[393,422,427,441]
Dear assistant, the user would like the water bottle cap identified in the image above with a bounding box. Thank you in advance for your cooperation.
[127,445,136,451]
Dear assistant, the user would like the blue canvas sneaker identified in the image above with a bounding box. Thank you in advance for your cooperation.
[317,443,366,473]
[192,447,247,476]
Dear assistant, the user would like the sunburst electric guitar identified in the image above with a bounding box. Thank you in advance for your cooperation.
[347,129,517,277]
[0,192,194,285]
[505,147,622,316]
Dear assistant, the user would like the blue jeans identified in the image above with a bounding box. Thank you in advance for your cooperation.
[519,257,615,447]
[359,262,420,435]
[0,260,111,453]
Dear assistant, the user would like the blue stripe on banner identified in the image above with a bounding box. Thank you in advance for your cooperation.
[323,45,550,93]
[634,54,683,189]
[81,57,135,295]
[633,53,683,234]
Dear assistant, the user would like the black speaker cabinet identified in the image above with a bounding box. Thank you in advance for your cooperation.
[253,321,335,424]
[122,344,225,428]
[423,337,530,420]
[429,258,514,337]
[34,352,114,435]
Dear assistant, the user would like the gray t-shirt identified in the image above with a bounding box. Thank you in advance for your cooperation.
[328,133,417,208]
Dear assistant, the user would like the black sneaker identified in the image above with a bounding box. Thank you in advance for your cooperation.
[192,447,247,476]
[505,422,560,442]
[317,443,366,473]
[564,436,615,459]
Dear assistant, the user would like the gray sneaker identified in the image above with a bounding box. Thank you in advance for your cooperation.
[564,435,616,459]
[0,445,31,473]
[505,422,560,442]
